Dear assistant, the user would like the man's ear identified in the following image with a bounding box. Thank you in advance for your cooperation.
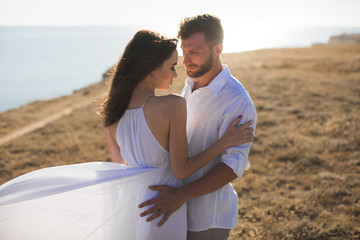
[213,43,223,56]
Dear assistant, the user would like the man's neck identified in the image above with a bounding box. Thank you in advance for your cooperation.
[193,61,223,91]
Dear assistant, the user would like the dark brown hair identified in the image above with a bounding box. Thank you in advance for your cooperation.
[178,14,224,46]
[101,30,177,127]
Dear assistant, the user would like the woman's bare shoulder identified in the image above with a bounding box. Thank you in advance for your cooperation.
[149,94,186,117]
[157,94,185,110]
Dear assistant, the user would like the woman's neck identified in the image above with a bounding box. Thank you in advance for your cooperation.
[128,80,155,109]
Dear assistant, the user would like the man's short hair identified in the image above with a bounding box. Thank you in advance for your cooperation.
[178,14,224,46]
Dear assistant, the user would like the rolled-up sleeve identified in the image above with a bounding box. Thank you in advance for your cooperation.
[219,98,257,177]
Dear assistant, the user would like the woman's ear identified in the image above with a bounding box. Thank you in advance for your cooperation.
[150,67,158,75]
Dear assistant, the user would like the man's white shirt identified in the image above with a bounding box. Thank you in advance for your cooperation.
[182,65,257,231]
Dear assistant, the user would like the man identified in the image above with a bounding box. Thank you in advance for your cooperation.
[139,14,257,240]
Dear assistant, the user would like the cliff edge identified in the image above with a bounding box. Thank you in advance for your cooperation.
[328,33,360,44]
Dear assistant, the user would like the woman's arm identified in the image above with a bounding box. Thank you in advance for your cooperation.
[168,97,253,180]
[104,125,126,164]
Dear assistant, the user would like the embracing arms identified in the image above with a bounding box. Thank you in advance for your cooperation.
[167,97,253,180]
[140,97,257,226]
[139,162,236,226]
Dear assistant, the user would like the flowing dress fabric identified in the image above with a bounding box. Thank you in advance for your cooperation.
[0,107,187,240]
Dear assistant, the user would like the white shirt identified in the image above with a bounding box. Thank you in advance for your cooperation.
[182,65,257,231]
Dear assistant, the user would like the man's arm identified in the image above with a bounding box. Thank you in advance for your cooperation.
[181,163,236,199]
[139,162,236,226]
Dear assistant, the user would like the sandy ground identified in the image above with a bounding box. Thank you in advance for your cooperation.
[0,44,359,239]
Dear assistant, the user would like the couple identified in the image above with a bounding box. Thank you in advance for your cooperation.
[0,14,256,240]
[103,13,256,239]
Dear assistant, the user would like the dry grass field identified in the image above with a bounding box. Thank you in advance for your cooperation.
[0,44,359,239]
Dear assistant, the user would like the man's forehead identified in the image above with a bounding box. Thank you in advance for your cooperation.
[180,33,207,49]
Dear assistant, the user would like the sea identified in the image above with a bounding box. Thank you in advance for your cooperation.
[0,26,359,113]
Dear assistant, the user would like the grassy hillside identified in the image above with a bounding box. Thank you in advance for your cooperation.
[0,44,359,239]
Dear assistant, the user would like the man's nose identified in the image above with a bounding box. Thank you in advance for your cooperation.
[183,54,191,66]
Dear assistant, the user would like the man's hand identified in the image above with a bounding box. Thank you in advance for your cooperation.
[138,185,187,227]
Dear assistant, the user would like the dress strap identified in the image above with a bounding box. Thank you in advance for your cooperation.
[141,95,153,108]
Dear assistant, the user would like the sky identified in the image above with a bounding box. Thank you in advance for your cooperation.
[1,0,359,29]
[0,0,360,51]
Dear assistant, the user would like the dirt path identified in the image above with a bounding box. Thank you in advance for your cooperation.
[0,99,93,145]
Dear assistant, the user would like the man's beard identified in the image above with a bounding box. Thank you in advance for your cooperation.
[186,52,214,78]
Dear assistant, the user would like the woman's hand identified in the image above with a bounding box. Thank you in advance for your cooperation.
[221,116,254,148]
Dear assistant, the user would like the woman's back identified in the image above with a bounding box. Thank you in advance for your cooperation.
[116,94,184,167]
[117,96,168,167]
[113,95,187,239]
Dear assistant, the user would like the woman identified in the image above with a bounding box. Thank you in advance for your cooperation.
[0,30,253,240]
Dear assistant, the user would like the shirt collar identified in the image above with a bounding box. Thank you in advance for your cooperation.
[185,65,230,96]
[207,65,230,96]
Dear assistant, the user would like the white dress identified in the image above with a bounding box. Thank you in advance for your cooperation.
[0,104,187,240]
